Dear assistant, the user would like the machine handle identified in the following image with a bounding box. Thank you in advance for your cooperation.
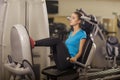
[66,57,85,68]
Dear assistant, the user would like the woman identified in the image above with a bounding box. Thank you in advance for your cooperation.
[30,11,87,70]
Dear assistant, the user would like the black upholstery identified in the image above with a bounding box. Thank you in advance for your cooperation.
[42,65,78,80]
[78,36,93,64]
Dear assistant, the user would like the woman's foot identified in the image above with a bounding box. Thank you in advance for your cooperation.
[30,37,35,48]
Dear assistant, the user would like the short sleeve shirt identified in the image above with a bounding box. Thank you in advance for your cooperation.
[65,29,87,57]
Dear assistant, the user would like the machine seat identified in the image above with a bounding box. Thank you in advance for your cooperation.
[42,65,78,80]
[42,65,77,76]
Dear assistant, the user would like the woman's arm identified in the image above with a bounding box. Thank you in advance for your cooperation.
[70,39,86,62]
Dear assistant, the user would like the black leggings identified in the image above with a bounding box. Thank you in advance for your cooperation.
[35,37,73,70]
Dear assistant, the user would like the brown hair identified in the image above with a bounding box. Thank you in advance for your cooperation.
[74,11,82,20]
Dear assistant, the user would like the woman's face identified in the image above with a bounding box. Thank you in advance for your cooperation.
[69,13,81,26]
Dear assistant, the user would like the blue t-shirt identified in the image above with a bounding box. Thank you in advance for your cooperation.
[65,29,87,57]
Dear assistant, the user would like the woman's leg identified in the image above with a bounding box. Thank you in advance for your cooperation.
[35,37,61,47]
[34,37,72,70]
[53,42,73,70]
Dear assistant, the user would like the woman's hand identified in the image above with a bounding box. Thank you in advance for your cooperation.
[70,57,77,62]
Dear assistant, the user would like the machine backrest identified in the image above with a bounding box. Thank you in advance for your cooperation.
[77,35,96,67]
[79,36,93,64]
